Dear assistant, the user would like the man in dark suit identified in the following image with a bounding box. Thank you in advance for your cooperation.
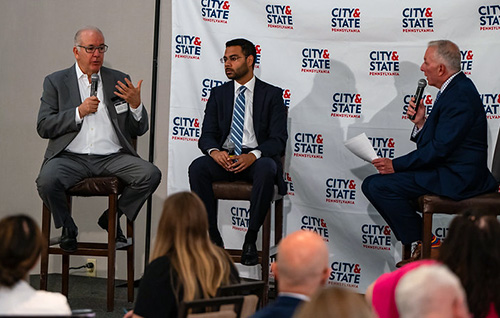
[251,230,330,318]
[36,26,161,252]
[362,40,497,266]
[189,38,288,265]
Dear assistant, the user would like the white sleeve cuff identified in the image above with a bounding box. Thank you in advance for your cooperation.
[250,150,262,159]
[130,103,144,121]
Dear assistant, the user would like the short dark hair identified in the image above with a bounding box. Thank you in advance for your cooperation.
[225,38,257,68]
[0,215,43,287]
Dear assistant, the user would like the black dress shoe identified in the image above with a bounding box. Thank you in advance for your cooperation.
[98,210,127,243]
[60,227,78,253]
[241,242,259,266]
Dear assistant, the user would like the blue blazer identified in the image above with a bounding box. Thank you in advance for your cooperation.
[393,72,497,200]
[251,295,303,318]
[198,77,288,194]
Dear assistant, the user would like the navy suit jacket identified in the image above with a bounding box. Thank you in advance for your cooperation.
[37,65,149,161]
[198,77,288,194]
[393,72,497,200]
[251,295,303,318]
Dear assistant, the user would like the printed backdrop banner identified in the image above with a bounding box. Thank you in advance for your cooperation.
[169,0,500,291]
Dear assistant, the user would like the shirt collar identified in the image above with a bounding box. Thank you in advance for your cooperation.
[234,75,255,95]
[75,63,101,83]
[440,71,461,94]
[278,292,310,302]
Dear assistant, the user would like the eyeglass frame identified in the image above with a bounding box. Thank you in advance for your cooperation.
[76,44,109,54]
[220,55,248,64]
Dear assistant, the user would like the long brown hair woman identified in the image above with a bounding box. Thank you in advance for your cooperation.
[128,192,240,318]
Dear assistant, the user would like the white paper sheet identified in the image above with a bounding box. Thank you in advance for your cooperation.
[344,133,379,162]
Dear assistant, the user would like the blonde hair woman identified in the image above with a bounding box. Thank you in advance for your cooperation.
[127,192,240,318]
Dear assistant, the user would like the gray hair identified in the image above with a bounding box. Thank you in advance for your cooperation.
[396,264,467,318]
[74,26,105,46]
[428,40,461,73]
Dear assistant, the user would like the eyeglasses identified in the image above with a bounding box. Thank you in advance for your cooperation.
[77,44,108,53]
[220,55,247,64]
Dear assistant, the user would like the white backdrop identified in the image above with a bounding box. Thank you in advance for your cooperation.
[168,0,500,291]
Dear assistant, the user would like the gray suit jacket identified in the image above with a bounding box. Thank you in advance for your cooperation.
[37,65,148,161]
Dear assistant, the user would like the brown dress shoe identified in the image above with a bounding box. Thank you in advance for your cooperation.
[396,242,422,268]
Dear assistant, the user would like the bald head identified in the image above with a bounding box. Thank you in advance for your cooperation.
[274,230,330,296]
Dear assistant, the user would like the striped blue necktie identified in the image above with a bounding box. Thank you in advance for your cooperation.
[230,86,247,155]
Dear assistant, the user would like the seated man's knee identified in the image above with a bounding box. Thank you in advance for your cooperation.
[253,157,277,178]
[149,164,162,187]
[36,168,61,195]
[362,174,383,196]
[189,156,210,175]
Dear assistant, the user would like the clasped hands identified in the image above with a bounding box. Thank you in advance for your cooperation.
[210,150,256,173]
[78,77,142,118]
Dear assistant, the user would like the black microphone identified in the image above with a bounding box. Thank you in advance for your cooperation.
[90,73,99,97]
[408,78,427,120]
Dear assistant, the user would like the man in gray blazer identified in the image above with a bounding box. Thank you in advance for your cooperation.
[36,26,161,252]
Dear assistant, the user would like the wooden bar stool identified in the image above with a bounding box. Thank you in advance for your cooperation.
[212,181,283,306]
[40,176,135,312]
[402,192,500,260]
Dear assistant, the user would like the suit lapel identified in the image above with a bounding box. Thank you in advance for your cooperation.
[416,73,464,143]
[65,65,82,108]
[253,78,264,137]
[223,81,235,134]
[100,67,118,123]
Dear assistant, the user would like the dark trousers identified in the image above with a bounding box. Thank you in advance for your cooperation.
[188,155,277,237]
[36,151,161,229]
[362,171,429,245]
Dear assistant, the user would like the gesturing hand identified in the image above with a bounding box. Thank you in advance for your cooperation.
[114,78,143,108]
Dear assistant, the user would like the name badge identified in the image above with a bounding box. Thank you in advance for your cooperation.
[114,101,128,114]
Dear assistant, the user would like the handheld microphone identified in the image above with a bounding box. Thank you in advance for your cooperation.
[90,73,99,97]
[408,79,427,120]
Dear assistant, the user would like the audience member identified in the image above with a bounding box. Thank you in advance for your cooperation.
[395,264,469,318]
[293,286,371,318]
[125,192,240,318]
[366,210,500,318]
[365,259,437,318]
[438,211,500,318]
[0,214,71,315]
[251,230,330,318]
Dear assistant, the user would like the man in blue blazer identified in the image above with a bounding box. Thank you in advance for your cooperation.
[251,230,330,318]
[362,40,497,266]
[189,38,288,265]
[36,27,161,252]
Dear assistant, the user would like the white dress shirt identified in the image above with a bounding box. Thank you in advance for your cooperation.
[65,64,143,155]
[219,76,262,159]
